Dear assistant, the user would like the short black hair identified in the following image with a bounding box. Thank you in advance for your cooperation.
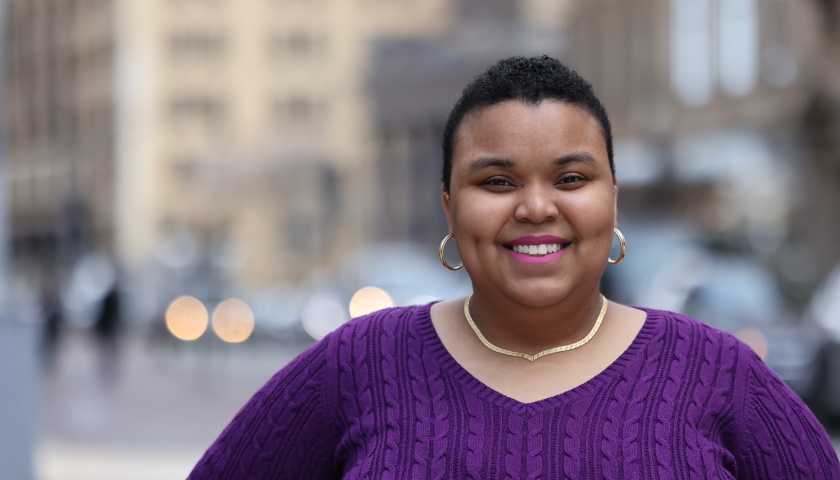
[441,55,614,192]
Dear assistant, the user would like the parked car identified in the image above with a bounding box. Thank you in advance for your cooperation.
[805,264,840,422]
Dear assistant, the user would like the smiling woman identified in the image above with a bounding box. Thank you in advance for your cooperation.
[443,100,616,312]
[187,56,840,479]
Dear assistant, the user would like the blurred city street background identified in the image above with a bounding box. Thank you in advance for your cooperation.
[2,0,840,478]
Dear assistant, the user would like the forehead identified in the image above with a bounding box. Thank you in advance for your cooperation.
[453,100,608,166]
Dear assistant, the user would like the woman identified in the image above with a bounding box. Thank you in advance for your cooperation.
[188,56,840,479]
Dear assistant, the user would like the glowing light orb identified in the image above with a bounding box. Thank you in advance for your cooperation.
[349,286,394,318]
[212,298,255,343]
[165,296,208,341]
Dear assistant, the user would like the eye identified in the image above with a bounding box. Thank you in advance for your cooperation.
[557,174,586,186]
[483,177,515,188]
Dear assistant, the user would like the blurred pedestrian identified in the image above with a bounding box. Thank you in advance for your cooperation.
[93,281,121,386]
[39,275,63,374]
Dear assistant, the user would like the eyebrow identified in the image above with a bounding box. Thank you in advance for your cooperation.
[466,152,599,173]
[553,152,598,168]
[466,157,515,173]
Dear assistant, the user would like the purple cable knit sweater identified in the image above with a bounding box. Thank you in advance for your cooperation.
[188,304,840,479]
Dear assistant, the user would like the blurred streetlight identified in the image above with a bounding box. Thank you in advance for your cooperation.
[349,286,394,318]
[211,298,255,343]
[165,296,208,341]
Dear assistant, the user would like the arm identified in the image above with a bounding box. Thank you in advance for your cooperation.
[734,348,840,479]
[187,339,340,480]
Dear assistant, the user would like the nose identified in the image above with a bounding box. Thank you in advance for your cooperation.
[514,184,559,223]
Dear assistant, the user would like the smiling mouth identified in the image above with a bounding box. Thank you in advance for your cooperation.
[504,243,569,256]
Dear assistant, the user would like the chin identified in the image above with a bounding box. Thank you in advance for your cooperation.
[505,285,573,309]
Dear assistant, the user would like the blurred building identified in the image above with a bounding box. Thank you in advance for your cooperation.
[3,0,115,285]
[3,0,471,321]
[566,0,840,294]
[113,0,459,292]
[8,0,838,321]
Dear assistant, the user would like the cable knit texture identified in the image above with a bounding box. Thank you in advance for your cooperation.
[188,305,840,479]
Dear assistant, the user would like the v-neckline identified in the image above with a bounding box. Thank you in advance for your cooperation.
[415,303,660,417]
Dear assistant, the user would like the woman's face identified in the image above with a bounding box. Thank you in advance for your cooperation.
[444,100,616,308]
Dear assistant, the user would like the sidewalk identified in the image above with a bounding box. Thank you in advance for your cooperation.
[37,442,203,480]
[36,330,309,480]
[35,329,840,479]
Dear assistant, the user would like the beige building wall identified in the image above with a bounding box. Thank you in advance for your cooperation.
[6,0,574,295]
[114,0,454,289]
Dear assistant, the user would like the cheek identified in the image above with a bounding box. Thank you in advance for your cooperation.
[568,192,616,232]
[451,198,509,238]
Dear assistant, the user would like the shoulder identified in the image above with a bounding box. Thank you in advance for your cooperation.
[309,304,432,367]
[642,310,839,477]
[642,307,735,337]
[341,303,428,327]
[635,307,819,403]
[326,304,431,344]
[633,307,759,404]
[639,307,753,362]
[734,335,840,477]
[244,306,425,399]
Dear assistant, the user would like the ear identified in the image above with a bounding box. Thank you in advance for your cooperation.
[442,184,454,235]
[612,181,619,228]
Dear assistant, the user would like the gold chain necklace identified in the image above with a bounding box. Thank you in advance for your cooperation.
[463,293,608,362]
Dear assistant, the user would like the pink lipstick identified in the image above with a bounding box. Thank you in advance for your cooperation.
[506,235,569,245]
[504,235,570,265]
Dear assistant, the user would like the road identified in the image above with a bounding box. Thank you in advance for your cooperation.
[36,329,840,480]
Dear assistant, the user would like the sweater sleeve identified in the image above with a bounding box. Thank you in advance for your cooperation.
[187,338,340,480]
[734,347,840,479]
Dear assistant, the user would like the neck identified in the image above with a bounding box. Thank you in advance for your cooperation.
[466,289,605,353]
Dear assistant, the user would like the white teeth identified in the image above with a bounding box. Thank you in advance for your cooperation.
[511,244,564,256]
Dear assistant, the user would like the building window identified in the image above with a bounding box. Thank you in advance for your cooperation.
[273,96,327,124]
[717,0,758,97]
[170,0,223,5]
[670,0,759,107]
[170,32,226,61]
[170,97,225,129]
[670,0,713,107]
[269,32,326,61]
[172,156,199,183]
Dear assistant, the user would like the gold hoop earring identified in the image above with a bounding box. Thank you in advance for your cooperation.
[608,228,626,264]
[438,234,463,270]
